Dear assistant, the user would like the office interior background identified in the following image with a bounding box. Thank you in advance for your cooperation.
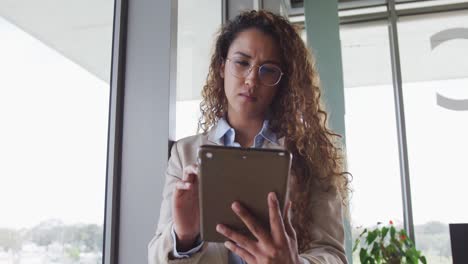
[0,0,467,263]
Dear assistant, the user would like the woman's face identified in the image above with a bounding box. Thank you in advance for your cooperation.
[221,28,282,120]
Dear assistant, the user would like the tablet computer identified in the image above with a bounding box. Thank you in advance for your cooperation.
[197,145,292,242]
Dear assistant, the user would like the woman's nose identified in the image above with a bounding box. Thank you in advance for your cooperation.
[244,66,259,87]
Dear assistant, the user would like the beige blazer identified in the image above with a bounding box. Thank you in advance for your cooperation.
[148,125,348,264]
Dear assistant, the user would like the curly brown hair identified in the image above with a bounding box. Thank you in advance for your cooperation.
[198,10,349,252]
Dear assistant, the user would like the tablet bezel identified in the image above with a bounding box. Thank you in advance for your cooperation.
[197,145,292,242]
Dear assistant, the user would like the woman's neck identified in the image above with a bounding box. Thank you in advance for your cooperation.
[226,112,264,148]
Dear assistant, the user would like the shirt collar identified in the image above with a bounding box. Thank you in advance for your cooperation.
[213,117,278,147]
[259,119,278,145]
[214,117,232,141]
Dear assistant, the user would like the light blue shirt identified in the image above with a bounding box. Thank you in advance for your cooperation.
[171,117,278,263]
[215,117,278,148]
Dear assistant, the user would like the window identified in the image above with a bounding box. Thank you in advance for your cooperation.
[338,2,468,263]
[399,9,468,263]
[340,21,404,250]
[175,0,222,139]
[0,1,114,262]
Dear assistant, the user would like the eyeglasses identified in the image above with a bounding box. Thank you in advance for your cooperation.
[225,57,284,86]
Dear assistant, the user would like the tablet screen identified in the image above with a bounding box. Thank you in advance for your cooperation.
[198,145,292,242]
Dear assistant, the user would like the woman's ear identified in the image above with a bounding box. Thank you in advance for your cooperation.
[220,61,225,78]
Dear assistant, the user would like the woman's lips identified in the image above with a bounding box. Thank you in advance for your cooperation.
[239,93,257,102]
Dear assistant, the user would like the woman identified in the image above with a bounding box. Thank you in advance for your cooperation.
[148,10,349,264]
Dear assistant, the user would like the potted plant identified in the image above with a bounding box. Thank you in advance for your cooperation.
[353,221,427,264]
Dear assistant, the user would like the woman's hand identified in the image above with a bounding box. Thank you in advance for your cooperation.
[216,192,301,264]
[172,164,200,251]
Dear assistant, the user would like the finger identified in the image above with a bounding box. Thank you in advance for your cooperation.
[175,180,192,191]
[183,164,198,182]
[224,241,256,264]
[174,181,192,199]
[182,168,197,182]
[268,192,287,244]
[216,224,256,252]
[231,202,271,244]
[284,201,297,241]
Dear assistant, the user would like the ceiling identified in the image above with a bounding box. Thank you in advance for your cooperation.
[1,0,466,88]
[0,0,114,83]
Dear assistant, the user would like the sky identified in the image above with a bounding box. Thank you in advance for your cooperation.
[0,13,467,230]
[0,16,108,229]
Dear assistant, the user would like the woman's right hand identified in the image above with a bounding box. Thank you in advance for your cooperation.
[173,164,200,251]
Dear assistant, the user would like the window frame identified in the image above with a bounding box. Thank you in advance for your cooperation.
[103,0,178,263]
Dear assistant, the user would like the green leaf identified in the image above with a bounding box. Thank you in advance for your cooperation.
[353,238,360,252]
[367,230,379,244]
[371,242,381,262]
[419,255,427,264]
[381,226,389,239]
[390,226,396,239]
[405,249,418,264]
[360,248,368,263]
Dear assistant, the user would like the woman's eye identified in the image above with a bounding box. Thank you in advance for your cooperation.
[261,66,275,73]
[235,60,250,67]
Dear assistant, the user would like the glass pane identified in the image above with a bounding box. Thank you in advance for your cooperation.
[340,21,404,261]
[0,0,114,262]
[175,0,222,139]
[399,9,468,264]
[396,0,468,10]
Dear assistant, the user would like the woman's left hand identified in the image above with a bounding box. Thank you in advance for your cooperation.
[216,192,301,264]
